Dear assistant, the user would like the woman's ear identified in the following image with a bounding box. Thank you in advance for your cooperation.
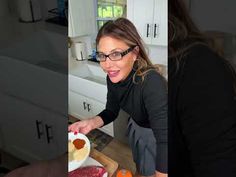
[134,45,139,53]
[133,46,139,61]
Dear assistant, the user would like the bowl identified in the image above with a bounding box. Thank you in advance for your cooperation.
[68,132,90,172]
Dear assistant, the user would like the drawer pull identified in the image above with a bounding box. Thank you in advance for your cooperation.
[83,101,87,110]
[36,120,43,139]
[45,124,53,144]
[146,23,150,37]
[154,24,157,38]
[87,104,91,112]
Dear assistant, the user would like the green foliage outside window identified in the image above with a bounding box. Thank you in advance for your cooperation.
[97,0,126,30]
[98,5,123,18]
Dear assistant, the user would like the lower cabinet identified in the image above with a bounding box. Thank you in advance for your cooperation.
[69,91,114,137]
[68,91,94,118]
[0,93,67,163]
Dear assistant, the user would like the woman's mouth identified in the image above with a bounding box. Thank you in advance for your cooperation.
[107,70,120,78]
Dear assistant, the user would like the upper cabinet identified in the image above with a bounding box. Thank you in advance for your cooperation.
[127,0,167,46]
[68,0,96,37]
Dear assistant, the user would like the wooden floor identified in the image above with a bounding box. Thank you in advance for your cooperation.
[101,139,136,175]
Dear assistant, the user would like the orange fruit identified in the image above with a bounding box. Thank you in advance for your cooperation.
[116,169,133,177]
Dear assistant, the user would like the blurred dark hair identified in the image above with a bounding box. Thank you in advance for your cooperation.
[168,0,210,57]
[169,0,236,92]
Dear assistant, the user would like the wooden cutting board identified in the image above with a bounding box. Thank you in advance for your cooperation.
[90,149,119,177]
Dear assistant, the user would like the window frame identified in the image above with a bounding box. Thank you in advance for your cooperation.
[95,0,127,31]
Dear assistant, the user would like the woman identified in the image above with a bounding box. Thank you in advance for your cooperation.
[68,18,168,177]
[168,0,236,177]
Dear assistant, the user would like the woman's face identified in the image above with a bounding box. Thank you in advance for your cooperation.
[98,36,137,83]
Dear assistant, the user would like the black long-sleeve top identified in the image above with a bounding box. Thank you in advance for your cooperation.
[97,69,168,173]
[169,44,236,177]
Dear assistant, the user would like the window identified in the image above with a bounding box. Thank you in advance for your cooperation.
[96,0,127,30]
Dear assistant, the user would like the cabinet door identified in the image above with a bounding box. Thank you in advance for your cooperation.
[127,0,155,45]
[0,94,48,162]
[68,0,96,37]
[54,115,68,154]
[39,113,67,160]
[91,99,114,137]
[69,91,93,119]
[68,91,114,137]
[152,0,167,46]
[127,0,167,46]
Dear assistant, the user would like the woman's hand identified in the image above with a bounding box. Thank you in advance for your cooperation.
[68,116,104,135]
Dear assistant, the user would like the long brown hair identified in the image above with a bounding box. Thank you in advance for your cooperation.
[169,0,236,92]
[96,18,161,82]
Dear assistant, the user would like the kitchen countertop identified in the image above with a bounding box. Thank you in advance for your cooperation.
[0,15,67,50]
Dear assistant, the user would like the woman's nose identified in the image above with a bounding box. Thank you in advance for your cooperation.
[103,57,113,68]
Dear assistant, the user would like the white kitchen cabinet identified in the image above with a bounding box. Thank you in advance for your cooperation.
[152,0,167,45]
[69,91,94,118]
[0,93,67,163]
[68,0,96,37]
[39,112,67,159]
[91,98,114,137]
[69,61,114,137]
[69,90,114,137]
[127,0,167,46]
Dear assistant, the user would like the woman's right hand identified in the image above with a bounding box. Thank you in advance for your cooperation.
[68,119,93,135]
[68,116,104,135]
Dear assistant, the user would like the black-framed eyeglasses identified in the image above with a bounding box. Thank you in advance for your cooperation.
[96,46,137,62]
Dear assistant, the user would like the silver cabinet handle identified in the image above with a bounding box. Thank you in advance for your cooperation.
[45,124,53,144]
[154,24,159,38]
[154,24,157,38]
[87,104,91,112]
[83,101,87,110]
[36,120,43,139]
[146,24,150,37]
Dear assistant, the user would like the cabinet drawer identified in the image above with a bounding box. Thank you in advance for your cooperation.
[69,91,114,137]
[0,94,65,162]
[69,91,94,118]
